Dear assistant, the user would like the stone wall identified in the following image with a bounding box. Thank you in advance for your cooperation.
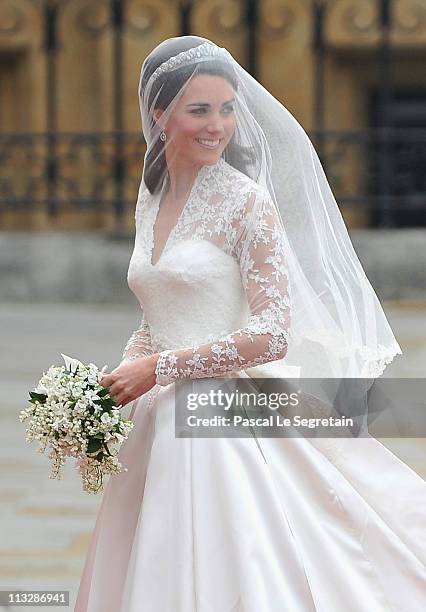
[0,230,425,303]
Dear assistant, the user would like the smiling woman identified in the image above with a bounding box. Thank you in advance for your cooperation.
[74,35,426,612]
[152,75,237,193]
[140,42,255,200]
[142,73,239,267]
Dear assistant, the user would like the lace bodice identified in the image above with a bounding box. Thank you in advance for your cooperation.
[122,157,291,386]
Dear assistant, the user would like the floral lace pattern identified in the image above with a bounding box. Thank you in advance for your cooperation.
[146,158,292,386]
[122,158,292,384]
[121,176,155,365]
[120,307,154,365]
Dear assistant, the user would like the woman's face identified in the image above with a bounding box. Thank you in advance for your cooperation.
[154,74,236,168]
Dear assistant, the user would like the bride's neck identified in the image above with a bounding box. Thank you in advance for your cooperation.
[165,160,203,201]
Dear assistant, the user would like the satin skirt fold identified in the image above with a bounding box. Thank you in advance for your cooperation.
[75,384,426,612]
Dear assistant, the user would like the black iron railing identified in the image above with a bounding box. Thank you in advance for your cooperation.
[0,131,144,220]
[1,128,425,227]
[0,0,425,228]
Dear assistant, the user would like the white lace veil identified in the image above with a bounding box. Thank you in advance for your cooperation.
[137,35,402,380]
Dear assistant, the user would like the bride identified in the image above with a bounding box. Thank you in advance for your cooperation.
[74,36,425,611]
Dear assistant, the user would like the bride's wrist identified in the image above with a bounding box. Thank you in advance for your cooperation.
[148,352,160,381]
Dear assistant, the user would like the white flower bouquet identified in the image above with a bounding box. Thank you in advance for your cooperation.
[19,353,134,494]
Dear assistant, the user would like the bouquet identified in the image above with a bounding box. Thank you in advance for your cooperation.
[19,353,134,494]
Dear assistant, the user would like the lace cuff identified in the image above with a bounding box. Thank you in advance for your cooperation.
[121,315,153,365]
[153,320,289,387]
[155,350,177,386]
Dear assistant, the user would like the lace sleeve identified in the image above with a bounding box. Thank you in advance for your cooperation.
[120,180,154,365]
[154,189,291,386]
[120,307,154,365]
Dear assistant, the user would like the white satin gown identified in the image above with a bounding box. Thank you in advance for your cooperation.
[75,158,426,611]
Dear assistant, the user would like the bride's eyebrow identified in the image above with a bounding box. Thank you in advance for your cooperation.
[186,98,235,108]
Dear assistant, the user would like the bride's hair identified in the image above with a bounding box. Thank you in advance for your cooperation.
[140,37,255,194]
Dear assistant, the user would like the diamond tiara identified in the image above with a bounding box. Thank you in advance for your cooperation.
[150,42,224,83]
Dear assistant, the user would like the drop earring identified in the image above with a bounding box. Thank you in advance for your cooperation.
[160,130,167,142]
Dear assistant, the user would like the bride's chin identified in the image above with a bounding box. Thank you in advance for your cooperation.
[194,143,225,158]
[196,154,222,166]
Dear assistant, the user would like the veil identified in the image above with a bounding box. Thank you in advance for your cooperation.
[137,35,402,382]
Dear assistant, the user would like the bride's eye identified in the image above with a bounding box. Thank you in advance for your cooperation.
[190,106,234,115]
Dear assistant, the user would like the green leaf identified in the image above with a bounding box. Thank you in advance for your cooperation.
[87,438,103,454]
[94,397,114,409]
[103,441,113,456]
[29,391,47,404]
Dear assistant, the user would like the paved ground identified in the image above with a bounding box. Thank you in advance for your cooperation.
[0,302,425,611]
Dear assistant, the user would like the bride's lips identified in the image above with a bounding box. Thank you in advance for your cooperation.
[195,138,222,150]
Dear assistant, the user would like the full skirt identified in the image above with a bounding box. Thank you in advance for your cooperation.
[74,381,426,612]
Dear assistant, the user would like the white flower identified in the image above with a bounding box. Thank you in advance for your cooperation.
[52,416,67,430]
[34,384,48,394]
[50,402,65,416]
[22,354,136,495]
[100,412,113,426]
[110,409,120,424]
[84,389,101,402]
[72,401,87,416]
[61,353,84,374]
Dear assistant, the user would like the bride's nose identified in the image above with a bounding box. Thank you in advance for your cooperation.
[205,114,225,134]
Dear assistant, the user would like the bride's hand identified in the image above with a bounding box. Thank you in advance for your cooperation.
[99,353,159,408]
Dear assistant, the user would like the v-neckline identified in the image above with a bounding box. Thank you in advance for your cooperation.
[149,163,211,267]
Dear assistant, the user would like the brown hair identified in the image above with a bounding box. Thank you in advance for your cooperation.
[140,38,255,194]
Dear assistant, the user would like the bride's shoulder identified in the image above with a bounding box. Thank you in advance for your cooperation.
[134,180,152,224]
[218,159,270,212]
[138,180,151,202]
[219,159,268,199]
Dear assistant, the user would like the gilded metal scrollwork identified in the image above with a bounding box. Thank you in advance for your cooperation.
[260,0,296,39]
[0,1,26,36]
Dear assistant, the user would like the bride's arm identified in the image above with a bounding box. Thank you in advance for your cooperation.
[154,190,291,386]
[120,181,155,366]
[120,306,154,365]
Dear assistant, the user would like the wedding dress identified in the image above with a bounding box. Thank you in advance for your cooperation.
[75,158,426,612]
